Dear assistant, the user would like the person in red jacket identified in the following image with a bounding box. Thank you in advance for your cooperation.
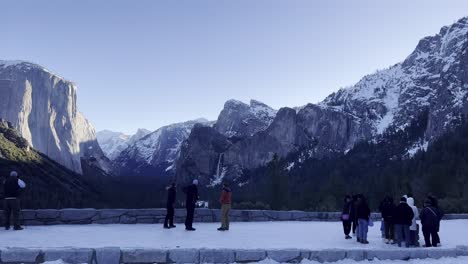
[218,183,232,231]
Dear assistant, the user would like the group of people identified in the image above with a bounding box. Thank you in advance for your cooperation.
[341,194,444,248]
[163,179,232,231]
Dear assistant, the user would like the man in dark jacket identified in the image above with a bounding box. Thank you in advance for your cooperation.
[379,196,396,243]
[393,197,414,247]
[3,171,26,230]
[341,195,353,239]
[183,179,199,231]
[420,198,443,247]
[164,183,177,229]
[356,195,371,244]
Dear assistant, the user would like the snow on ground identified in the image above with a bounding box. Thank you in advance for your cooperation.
[245,257,468,264]
[1,220,467,249]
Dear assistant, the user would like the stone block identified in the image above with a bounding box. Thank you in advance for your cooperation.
[122,248,167,263]
[235,249,266,262]
[98,209,128,219]
[95,247,121,264]
[60,209,97,222]
[366,250,410,261]
[345,249,365,261]
[200,249,235,263]
[168,249,199,263]
[127,209,165,217]
[43,248,94,263]
[427,248,457,259]
[120,215,137,224]
[0,248,41,263]
[21,210,37,220]
[309,249,346,262]
[267,249,301,263]
[409,248,429,259]
[36,209,60,219]
[456,245,468,256]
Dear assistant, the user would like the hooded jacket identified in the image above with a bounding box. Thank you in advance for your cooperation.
[407,197,419,231]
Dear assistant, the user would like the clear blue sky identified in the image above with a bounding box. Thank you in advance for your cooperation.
[1,0,467,134]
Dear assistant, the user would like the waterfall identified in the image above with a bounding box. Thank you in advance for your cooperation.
[216,153,224,177]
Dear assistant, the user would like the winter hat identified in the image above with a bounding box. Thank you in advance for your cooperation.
[400,196,407,202]
[9,171,18,177]
[192,179,199,185]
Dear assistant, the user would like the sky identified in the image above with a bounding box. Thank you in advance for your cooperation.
[1,0,468,134]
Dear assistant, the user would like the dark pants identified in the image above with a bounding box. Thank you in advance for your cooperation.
[422,226,440,247]
[384,221,394,240]
[4,199,20,228]
[395,224,411,247]
[164,205,174,227]
[342,220,352,236]
[352,219,358,234]
[185,204,195,229]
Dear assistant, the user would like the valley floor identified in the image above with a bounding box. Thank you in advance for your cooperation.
[0,220,467,249]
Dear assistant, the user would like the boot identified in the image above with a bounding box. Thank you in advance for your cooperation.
[14,226,23,231]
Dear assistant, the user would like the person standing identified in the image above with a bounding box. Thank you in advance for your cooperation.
[183,179,199,231]
[218,182,232,231]
[407,197,419,247]
[420,198,443,247]
[379,196,395,244]
[356,195,371,244]
[164,183,177,229]
[341,195,353,239]
[3,171,26,230]
[394,197,414,247]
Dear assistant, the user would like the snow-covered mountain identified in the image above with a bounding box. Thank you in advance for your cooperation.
[97,128,150,160]
[0,60,110,174]
[176,16,468,185]
[112,119,211,176]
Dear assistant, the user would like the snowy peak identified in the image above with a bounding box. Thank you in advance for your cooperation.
[215,99,277,137]
[321,17,468,136]
[97,128,151,160]
[112,118,210,175]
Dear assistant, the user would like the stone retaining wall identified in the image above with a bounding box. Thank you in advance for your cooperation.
[0,246,467,263]
[0,209,466,226]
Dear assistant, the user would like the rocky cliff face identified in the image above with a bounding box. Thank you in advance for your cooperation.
[0,60,109,174]
[214,99,277,138]
[176,17,468,186]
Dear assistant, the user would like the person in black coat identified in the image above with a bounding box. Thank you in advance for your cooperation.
[420,198,443,247]
[3,171,26,230]
[393,197,414,247]
[356,195,371,244]
[379,196,396,243]
[164,183,177,229]
[183,179,199,231]
[341,195,353,239]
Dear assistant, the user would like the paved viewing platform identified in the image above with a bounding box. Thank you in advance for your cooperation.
[0,212,467,263]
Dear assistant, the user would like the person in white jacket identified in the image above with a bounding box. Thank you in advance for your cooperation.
[407,197,419,247]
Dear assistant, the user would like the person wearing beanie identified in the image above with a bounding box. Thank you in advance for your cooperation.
[183,179,199,231]
[3,171,26,230]
[355,195,371,244]
[164,183,177,229]
[379,196,396,244]
[394,196,414,247]
[218,182,232,231]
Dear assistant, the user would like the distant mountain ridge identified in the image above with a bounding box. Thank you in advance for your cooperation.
[176,16,468,186]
